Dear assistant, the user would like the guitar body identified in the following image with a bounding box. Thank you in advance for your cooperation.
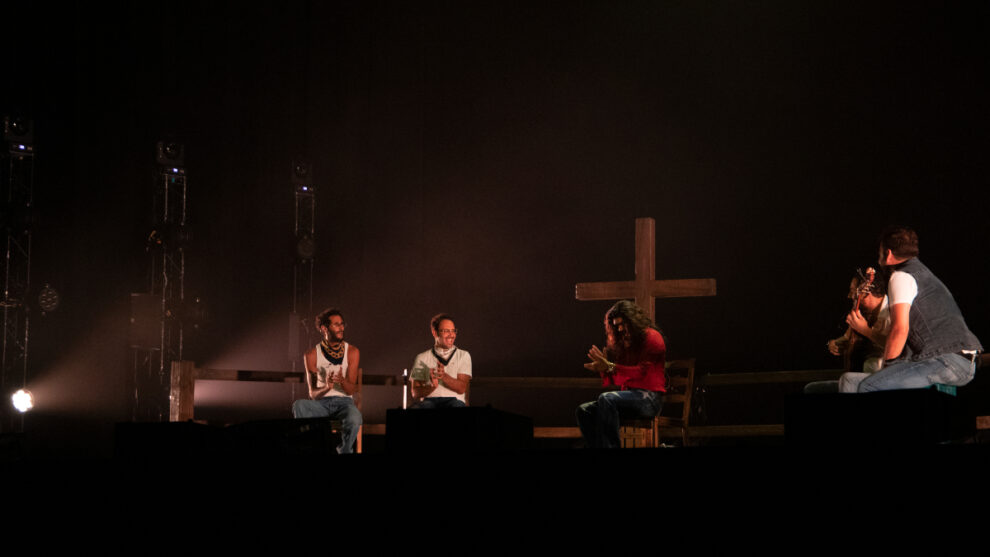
[843,329,871,373]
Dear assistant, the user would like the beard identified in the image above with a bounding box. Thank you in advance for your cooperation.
[435,338,453,349]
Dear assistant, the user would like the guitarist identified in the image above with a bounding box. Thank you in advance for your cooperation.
[807,273,891,393]
[833,273,891,391]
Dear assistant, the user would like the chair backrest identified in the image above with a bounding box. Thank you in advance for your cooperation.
[658,358,696,428]
[353,367,363,409]
[354,367,363,453]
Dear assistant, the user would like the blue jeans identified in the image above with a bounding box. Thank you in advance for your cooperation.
[292,397,362,454]
[804,373,873,394]
[803,380,839,394]
[576,389,662,449]
[858,353,976,392]
[411,397,466,409]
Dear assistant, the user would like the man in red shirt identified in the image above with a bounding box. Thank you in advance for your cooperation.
[576,300,667,448]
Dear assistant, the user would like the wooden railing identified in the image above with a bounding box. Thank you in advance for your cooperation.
[169,362,990,444]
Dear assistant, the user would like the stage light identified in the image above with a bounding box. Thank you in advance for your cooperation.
[12,389,33,413]
[156,140,185,167]
[38,283,60,313]
[293,161,309,181]
[292,159,312,193]
[9,118,29,137]
[3,115,33,144]
[295,234,315,260]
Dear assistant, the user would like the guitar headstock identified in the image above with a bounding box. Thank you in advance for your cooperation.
[854,267,877,300]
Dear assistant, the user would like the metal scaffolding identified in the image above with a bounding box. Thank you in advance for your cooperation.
[289,160,314,369]
[1,117,34,433]
[131,141,187,422]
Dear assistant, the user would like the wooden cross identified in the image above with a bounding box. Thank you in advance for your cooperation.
[575,217,716,321]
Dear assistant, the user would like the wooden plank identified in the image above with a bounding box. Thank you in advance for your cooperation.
[236,370,303,382]
[472,360,696,390]
[472,377,603,389]
[535,427,582,438]
[576,280,717,301]
[687,425,785,437]
[196,368,242,381]
[195,368,301,381]
[533,424,787,440]
[650,278,717,298]
[193,367,400,386]
[575,281,636,300]
[193,368,835,388]
[701,369,844,386]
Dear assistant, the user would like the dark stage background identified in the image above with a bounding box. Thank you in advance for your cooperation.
[3,1,988,455]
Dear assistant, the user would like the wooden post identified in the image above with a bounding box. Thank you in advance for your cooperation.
[169,360,195,422]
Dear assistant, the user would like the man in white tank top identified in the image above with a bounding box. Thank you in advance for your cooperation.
[292,308,362,454]
[410,313,472,408]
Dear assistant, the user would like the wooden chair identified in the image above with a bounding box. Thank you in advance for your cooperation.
[619,358,696,448]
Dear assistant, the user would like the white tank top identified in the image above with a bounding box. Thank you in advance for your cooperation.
[315,341,350,398]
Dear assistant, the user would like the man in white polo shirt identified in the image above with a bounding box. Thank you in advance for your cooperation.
[410,313,472,408]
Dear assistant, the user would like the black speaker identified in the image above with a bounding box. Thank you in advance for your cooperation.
[785,388,974,446]
[115,418,341,459]
[386,406,533,453]
[114,421,227,459]
[226,418,339,456]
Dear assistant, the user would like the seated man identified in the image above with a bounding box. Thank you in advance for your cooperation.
[858,226,982,392]
[291,308,363,454]
[806,272,891,393]
[576,300,667,448]
[410,313,472,408]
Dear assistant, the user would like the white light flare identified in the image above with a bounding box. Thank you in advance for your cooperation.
[12,389,34,413]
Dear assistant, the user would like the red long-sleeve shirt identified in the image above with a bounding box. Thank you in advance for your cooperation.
[601,328,667,392]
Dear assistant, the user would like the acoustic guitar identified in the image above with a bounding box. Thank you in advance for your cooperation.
[842,267,876,373]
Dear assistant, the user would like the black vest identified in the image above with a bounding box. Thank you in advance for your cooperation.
[894,258,982,361]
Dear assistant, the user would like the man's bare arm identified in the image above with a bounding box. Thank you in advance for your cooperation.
[846,309,886,346]
[336,346,360,395]
[304,349,332,400]
[439,353,472,394]
[439,370,470,394]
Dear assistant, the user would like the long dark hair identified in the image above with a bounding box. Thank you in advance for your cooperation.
[603,300,660,360]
